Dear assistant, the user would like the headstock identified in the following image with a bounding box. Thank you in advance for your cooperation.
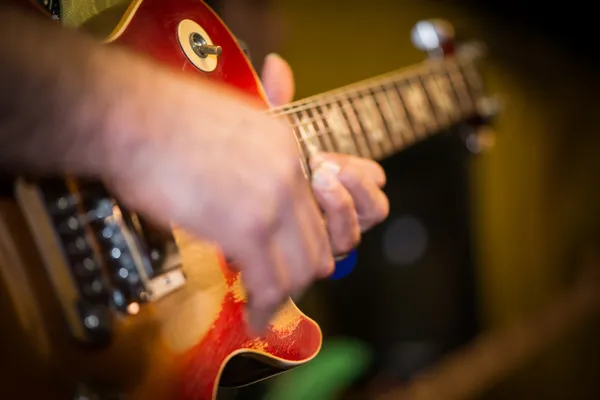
[411,19,500,153]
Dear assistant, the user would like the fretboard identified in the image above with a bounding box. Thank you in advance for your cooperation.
[269,52,485,161]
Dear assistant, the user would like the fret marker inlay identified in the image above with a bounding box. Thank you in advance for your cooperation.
[325,104,357,155]
[273,53,485,163]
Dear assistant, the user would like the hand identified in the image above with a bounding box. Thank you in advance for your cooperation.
[261,54,390,256]
[99,51,334,334]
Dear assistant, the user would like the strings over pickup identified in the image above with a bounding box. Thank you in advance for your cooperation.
[15,177,186,346]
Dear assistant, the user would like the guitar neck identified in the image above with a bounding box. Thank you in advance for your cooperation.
[270,51,485,161]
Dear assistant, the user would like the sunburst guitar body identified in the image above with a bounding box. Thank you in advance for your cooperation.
[0,0,496,399]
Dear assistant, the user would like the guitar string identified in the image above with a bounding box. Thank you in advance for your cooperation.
[280,64,473,147]
[268,60,472,138]
[275,77,437,130]
[294,115,445,149]
[267,69,428,117]
[267,56,469,117]
[290,100,422,146]
[289,99,468,154]
[267,57,454,115]
[290,101,473,160]
[287,88,461,160]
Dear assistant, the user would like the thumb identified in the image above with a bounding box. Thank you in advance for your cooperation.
[260,53,295,106]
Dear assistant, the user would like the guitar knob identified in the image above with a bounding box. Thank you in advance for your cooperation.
[411,19,455,56]
[190,32,222,58]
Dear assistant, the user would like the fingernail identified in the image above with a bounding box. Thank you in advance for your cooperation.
[312,162,339,190]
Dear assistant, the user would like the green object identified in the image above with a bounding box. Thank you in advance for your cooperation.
[264,338,372,400]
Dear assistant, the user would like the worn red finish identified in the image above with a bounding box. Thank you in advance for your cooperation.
[112,2,321,399]
[178,258,321,399]
[114,0,266,102]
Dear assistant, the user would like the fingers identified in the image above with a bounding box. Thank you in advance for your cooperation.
[238,240,287,334]
[310,153,389,233]
[320,153,387,188]
[260,53,295,106]
[274,186,334,291]
[337,159,389,231]
[311,158,361,256]
[241,163,333,335]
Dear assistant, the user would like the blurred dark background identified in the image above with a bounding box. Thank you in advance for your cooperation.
[203,0,600,399]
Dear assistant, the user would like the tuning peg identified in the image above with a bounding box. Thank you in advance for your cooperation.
[411,19,455,57]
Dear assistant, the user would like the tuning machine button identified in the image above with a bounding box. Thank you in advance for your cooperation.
[411,19,455,57]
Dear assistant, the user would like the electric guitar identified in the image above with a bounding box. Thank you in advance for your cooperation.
[0,1,497,399]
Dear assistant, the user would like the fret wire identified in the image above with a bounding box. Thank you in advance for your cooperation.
[458,57,484,113]
[449,58,473,114]
[273,63,464,124]
[323,101,360,156]
[376,83,408,149]
[371,86,401,153]
[268,57,453,117]
[291,81,466,160]
[357,92,382,158]
[415,72,441,134]
[297,109,321,156]
[414,74,440,136]
[438,61,464,124]
[316,102,339,154]
[282,84,410,136]
[313,104,336,152]
[356,90,387,159]
[288,113,310,159]
[281,73,468,136]
[427,69,455,130]
[344,96,373,158]
[286,98,366,133]
[294,125,413,161]
[354,91,380,158]
[312,104,336,153]
[276,55,483,163]
[305,107,329,152]
[337,98,367,158]
[391,79,419,144]
[427,69,453,130]
[441,66,462,125]
[445,58,474,115]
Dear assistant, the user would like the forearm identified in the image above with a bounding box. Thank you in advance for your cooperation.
[0,2,272,182]
[0,3,136,177]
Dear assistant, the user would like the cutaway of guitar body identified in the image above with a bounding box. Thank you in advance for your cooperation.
[162,232,322,400]
[0,0,322,399]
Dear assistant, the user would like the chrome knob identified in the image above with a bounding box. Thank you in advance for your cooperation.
[190,32,222,58]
